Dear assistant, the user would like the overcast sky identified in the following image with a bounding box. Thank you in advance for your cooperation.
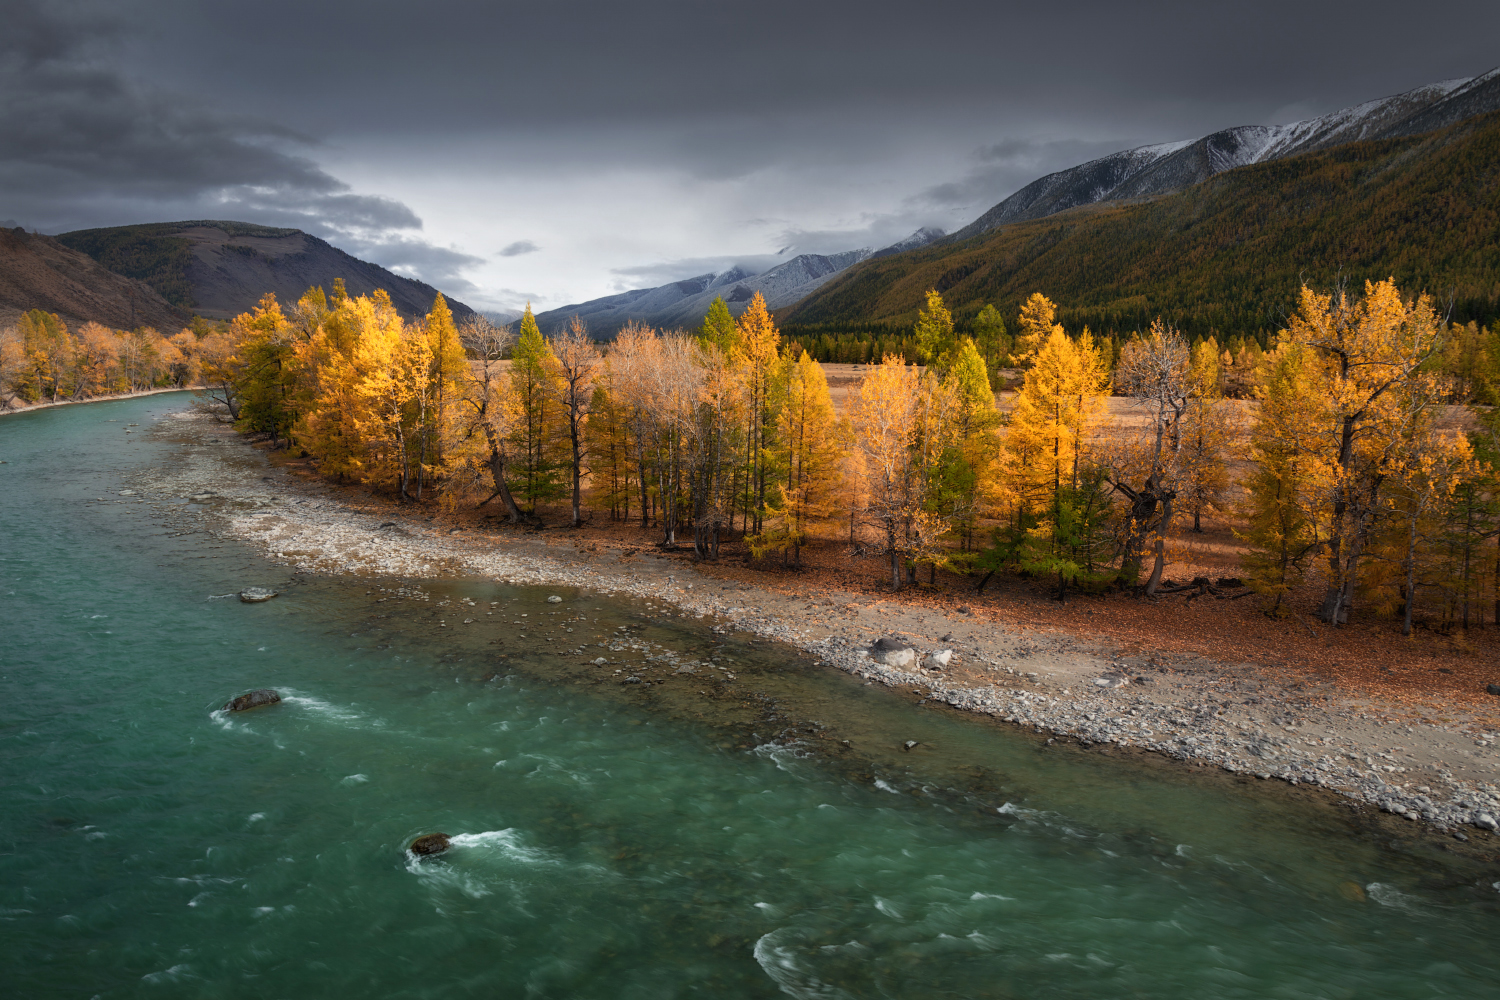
[4,0,1497,314]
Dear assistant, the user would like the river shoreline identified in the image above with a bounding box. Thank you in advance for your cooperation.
[132,405,1500,844]
[0,384,203,416]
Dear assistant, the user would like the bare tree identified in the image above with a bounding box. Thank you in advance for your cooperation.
[458,315,524,521]
[1111,319,1193,596]
[546,317,602,528]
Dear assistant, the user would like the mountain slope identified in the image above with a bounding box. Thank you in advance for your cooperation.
[56,221,475,321]
[779,111,1500,338]
[952,67,1500,239]
[0,227,189,330]
[534,229,944,336]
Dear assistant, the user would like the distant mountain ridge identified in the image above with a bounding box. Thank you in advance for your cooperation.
[534,228,944,336]
[779,109,1500,338]
[56,221,476,322]
[952,66,1500,238]
[0,227,188,331]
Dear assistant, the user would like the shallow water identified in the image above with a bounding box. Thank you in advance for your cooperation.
[1,394,1497,999]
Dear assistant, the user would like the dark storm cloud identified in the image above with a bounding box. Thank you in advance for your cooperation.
[8,0,1500,305]
[914,138,1127,210]
[337,236,487,297]
[0,0,474,289]
[107,0,1500,143]
[499,241,541,257]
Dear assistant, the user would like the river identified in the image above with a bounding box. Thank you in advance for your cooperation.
[1,393,1496,998]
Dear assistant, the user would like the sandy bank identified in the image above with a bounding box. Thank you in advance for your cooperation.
[131,408,1500,842]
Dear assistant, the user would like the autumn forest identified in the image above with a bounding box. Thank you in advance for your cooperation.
[9,273,1499,641]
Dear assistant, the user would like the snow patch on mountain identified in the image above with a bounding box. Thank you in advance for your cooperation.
[534,227,944,336]
[954,66,1499,239]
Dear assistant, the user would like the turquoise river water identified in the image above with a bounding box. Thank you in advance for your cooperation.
[2,393,1498,999]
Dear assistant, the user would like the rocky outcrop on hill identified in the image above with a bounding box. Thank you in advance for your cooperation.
[0,227,188,330]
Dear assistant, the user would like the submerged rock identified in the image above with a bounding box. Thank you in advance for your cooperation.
[239,588,278,603]
[409,833,451,856]
[869,637,916,668]
[547,595,563,604]
[223,689,281,712]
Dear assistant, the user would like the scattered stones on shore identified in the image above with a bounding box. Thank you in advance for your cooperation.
[1094,672,1130,689]
[140,407,1500,839]
[924,649,953,670]
[868,637,916,668]
[409,833,451,856]
[239,587,278,603]
[223,689,281,712]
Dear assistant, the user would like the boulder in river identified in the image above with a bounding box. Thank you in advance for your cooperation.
[239,588,278,603]
[409,833,452,856]
[547,595,563,604]
[869,637,916,668]
[223,689,281,712]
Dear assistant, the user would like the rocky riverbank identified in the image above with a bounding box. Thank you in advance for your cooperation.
[134,408,1500,842]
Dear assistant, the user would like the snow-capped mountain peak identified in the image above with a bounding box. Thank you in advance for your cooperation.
[954,65,1500,238]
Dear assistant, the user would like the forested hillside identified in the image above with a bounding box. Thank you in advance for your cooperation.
[780,111,1500,340]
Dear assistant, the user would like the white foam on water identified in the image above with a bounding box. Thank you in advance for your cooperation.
[873,779,901,794]
[207,709,250,734]
[967,930,1000,950]
[247,813,266,823]
[873,897,904,920]
[751,741,812,773]
[1366,883,1427,914]
[969,892,1014,901]
[279,690,365,724]
[447,829,557,865]
[753,928,855,1000]
[339,774,369,786]
[141,965,194,984]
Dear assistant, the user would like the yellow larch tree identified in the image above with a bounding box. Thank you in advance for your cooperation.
[1285,279,1448,624]
[1179,337,1232,533]
[1010,292,1058,368]
[733,291,782,532]
[751,349,847,565]
[1237,340,1320,615]
[854,355,921,589]
[353,291,431,500]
